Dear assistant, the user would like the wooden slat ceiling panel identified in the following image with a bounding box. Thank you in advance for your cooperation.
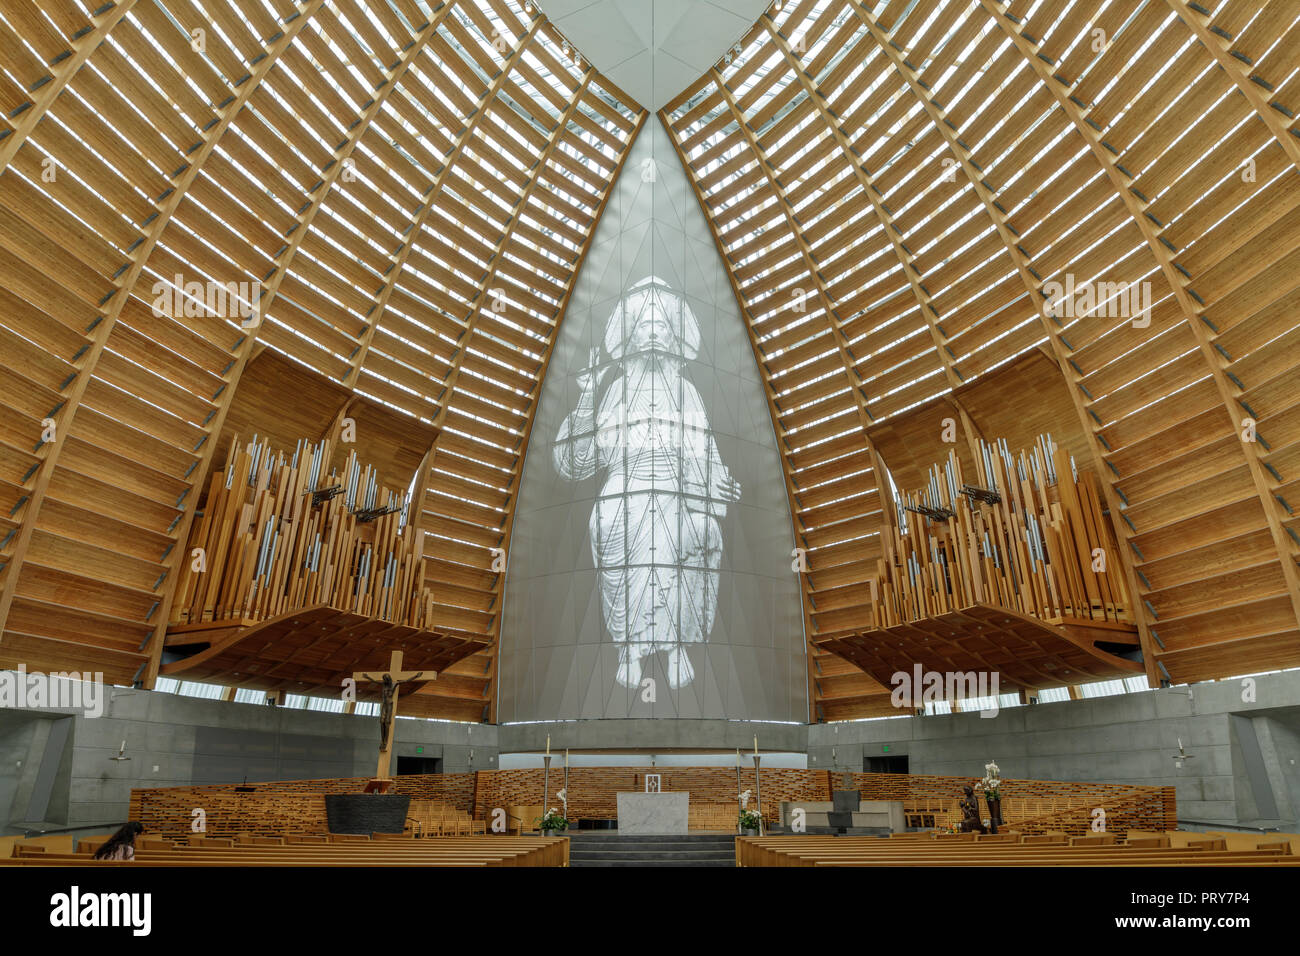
[661,0,1300,721]
[0,0,1296,724]
[0,0,645,723]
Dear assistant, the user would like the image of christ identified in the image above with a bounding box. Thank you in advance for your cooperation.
[552,276,741,691]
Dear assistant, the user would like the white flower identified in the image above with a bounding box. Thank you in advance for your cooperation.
[739,789,752,808]
[557,788,567,803]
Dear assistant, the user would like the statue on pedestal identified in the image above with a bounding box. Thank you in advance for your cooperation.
[958,785,987,834]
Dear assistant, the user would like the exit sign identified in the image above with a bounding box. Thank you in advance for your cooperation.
[882,745,890,752]
[415,746,424,754]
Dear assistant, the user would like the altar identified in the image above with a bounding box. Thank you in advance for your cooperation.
[616,792,689,834]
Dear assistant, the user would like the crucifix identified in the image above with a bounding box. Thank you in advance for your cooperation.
[353,650,434,781]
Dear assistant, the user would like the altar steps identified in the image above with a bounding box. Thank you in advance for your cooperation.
[567,833,735,867]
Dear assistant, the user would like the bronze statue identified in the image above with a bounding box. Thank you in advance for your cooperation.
[365,671,424,752]
[958,785,987,834]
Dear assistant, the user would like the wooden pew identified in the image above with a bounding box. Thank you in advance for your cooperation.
[1,834,569,868]
[734,834,1299,867]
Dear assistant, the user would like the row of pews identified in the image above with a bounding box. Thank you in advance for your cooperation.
[737,832,1300,867]
[1,832,568,867]
[405,800,487,836]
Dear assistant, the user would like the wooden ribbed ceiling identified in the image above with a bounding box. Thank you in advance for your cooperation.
[661,0,1300,720]
[0,0,1297,724]
[0,0,643,720]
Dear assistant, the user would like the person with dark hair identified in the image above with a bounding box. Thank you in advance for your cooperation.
[93,821,144,861]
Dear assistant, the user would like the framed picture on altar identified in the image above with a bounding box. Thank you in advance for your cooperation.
[645,774,661,793]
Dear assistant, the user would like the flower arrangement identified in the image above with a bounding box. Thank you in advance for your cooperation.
[537,807,568,832]
[738,808,762,832]
[980,760,1002,800]
[739,789,752,809]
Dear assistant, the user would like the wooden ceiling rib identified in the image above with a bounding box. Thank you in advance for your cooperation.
[663,0,1300,720]
[0,0,644,720]
[0,1,140,173]
[0,0,327,686]
[847,6,1159,687]
[145,5,460,689]
[0,0,1296,724]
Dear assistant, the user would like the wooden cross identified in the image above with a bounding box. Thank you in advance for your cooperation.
[353,650,434,781]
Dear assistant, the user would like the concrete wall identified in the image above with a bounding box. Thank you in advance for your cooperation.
[0,712,47,825]
[1,685,500,834]
[497,718,806,757]
[4,671,1298,834]
[807,671,1300,830]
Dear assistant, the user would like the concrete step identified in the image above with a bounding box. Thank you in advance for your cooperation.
[568,834,734,842]
[571,848,734,861]
[568,833,737,867]
[570,859,735,867]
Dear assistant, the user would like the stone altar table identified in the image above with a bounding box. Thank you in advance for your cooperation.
[616,792,689,834]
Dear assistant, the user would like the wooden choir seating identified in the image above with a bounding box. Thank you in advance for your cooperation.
[506,804,545,834]
[736,832,1300,867]
[903,796,1096,830]
[2,832,567,867]
[689,802,737,831]
[499,799,735,832]
[405,799,487,836]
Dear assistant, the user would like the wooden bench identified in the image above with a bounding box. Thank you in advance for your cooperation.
[2,834,568,868]
[735,834,1299,867]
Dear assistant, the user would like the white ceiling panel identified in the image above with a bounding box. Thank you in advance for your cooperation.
[538,0,771,110]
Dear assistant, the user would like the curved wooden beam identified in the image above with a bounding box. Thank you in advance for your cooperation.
[1164,0,1300,170]
[709,65,885,471]
[0,0,140,173]
[850,2,1161,685]
[142,4,461,685]
[975,0,1300,642]
[387,69,594,426]
[0,1,326,645]
[713,64,907,716]
[761,12,983,466]
[343,14,546,386]
[409,68,594,713]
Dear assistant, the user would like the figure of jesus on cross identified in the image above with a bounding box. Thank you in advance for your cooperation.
[353,650,434,781]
